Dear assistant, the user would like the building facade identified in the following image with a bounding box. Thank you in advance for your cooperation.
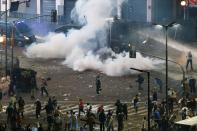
[0,0,196,25]
[121,0,153,23]
[0,0,65,15]
[152,0,177,23]
[121,0,178,23]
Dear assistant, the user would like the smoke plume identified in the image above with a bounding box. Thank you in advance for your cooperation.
[25,0,161,76]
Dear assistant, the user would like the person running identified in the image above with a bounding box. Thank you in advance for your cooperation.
[186,51,193,70]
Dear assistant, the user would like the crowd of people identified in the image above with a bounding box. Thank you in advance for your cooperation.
[0,51,196,131]
[136,75,197,131]
[133,51,197,130]
[0,75,130,131]
[0,95,130,131]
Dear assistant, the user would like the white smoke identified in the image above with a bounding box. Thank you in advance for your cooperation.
[25,0,161,76]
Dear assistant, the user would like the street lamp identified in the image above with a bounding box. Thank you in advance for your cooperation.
[181,0,186,6]
[153,22,177,116]
[180,0,187,20]
[130,67,150,131]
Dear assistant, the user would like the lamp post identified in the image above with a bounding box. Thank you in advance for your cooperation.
[153,22,177,117]
[130,67,150,131]
[180,0,190,20]
[181,0,187,20]
[11,28,14,76]
[5,0,8,76]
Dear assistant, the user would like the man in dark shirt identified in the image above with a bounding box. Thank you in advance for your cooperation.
[18,97,25,118]
[117,111,124,131]
[35,99,42,119]
[99,110,106,131]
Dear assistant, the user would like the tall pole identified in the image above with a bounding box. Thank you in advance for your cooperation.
[5,0,8,76]
[11,28,14,76]
[165,26,168,116]
[147,71,150,131]
[183,6,186,20]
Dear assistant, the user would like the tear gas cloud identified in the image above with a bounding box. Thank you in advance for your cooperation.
[25,0,161,76]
